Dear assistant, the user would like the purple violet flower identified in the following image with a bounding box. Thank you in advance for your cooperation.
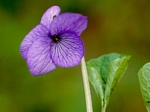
[20,6,88,76]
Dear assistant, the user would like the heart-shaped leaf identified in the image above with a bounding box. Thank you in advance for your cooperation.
[104,55,130,105]
[86,53,130,110]
[138,62,150,112]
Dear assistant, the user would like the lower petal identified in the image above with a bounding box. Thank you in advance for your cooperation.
[51,32,84,67]
[27,37,56,76]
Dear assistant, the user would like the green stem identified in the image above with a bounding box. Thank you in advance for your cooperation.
[81,57,93,112]
[101,104,106,112]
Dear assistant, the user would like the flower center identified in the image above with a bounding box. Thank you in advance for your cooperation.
[51,35,61,43]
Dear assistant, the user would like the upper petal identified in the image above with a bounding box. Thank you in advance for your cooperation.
[50,13,88,36]
[27,37,56,76]
[20,24,49,60]
[50,32,84,67]
[40,6,61,30]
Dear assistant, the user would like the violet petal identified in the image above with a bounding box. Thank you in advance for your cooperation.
[20,24,49,60]
[27,37,56,76]
[50,13,88,36]
[40,6,61,30]
[51,32,84,67]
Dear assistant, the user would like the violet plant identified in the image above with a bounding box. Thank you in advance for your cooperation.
[20,6,133,112]
[20,6,92,112]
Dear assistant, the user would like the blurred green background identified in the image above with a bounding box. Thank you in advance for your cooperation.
[0,0,150,112]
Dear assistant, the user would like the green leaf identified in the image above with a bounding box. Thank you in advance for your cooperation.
[104,55,130,105]
[87,66,105,106]
[86,53,130,108]
[138,62,150,112]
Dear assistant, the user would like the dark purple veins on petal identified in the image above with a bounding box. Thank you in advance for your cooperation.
[27,37,56,76]
[50,32,84,67]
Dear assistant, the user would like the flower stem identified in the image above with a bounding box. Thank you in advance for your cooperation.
[101,104,106,112]
[81,57,93,112]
